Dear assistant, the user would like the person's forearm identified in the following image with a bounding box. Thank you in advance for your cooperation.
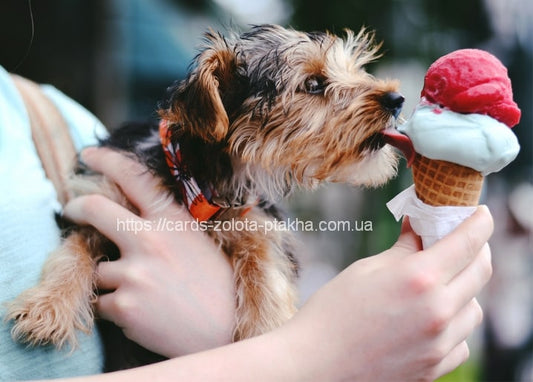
[47,207,493,382]
[49,328,301,382]
[160,329,299,381]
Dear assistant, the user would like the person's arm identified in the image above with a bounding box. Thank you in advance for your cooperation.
[61,147,493,381]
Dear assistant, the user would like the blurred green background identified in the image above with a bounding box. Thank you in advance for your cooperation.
[1,0,531,380]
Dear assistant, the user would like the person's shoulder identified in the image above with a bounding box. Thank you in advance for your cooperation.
[40,84,109,149]
[0,66,29,118]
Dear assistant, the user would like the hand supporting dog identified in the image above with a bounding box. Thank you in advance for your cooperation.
[65,147,236,357]
[50,174,493,381]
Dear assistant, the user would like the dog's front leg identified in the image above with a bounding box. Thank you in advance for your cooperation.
[5,228,102,350]
[221,214,298,341]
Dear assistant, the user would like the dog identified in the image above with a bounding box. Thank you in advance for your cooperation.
[6,24,404,365]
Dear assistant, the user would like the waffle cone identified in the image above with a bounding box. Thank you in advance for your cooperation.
[411,154,483,206]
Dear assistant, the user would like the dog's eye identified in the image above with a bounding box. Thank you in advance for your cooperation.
[304,76,326,94]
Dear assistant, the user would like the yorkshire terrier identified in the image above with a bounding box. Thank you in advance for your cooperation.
[6,24,403,365]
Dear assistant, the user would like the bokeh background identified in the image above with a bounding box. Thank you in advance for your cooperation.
[1,0,531,380]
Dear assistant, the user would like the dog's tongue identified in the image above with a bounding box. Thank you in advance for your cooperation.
[382,128,416,167]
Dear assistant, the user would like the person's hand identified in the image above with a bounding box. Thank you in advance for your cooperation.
[53,203,493,382]
[63,147,235,358]
[275,207,493,382]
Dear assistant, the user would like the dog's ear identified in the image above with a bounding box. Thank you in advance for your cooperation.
[160,31,238,142]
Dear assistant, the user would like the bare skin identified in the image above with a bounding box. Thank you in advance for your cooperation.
[55,147,492,382]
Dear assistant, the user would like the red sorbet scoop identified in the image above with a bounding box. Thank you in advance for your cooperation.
[421,49,521,127]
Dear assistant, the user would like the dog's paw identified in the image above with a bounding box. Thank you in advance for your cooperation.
[4,287,94,351]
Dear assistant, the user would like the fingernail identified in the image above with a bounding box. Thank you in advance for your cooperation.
[77,147,98,172]
[80,146,99,165]
[80,146,97,161]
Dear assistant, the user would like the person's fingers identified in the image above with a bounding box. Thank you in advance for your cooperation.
[446,243,492,310]
[63,194,141,251]
[423,205,493,284]
[95,289,141,332]
[422,299,482,379]
[81,146,170,216]
[433,340,470,379]
[94,293,118,324]
[96,260,122,291]
[438,298,483,354]
[392,216,423,253]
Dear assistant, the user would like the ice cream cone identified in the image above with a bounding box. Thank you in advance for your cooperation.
[411,153,483,207]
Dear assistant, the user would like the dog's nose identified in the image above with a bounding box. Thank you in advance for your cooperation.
[381,92,404,118]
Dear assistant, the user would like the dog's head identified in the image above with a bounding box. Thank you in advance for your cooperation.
[160,25,403,200]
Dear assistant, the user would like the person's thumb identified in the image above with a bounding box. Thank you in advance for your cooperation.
[392,216,423,254]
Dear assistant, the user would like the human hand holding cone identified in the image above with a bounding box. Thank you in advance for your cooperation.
[385,49,520,247]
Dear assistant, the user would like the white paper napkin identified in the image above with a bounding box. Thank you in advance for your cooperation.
[387,185,476,248]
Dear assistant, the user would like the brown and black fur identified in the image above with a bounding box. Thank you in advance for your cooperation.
[6,24,404,369]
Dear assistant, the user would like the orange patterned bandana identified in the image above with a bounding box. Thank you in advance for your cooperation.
[159,120,221,221]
